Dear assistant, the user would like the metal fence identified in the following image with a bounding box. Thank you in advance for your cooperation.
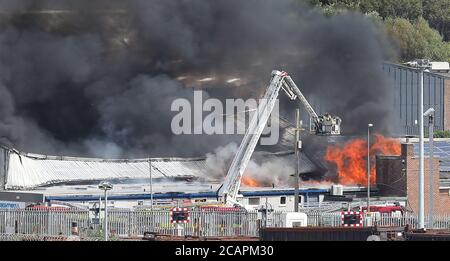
[0,208,279,238]
[105,209,265,237]
[1,209,450,240]
[307,212,450,229]
[0,209,89,236]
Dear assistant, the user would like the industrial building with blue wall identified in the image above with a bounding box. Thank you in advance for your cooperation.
[382,62,450,136]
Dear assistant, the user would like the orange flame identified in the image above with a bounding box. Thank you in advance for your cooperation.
[324,134,401,185]
[241,176,261,187]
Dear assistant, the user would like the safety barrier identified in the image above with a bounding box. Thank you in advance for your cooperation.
[307,212,450,229]
[0,208,282,239]
[1,209,449,241]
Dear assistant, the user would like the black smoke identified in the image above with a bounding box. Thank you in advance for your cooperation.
[0,0,396,158]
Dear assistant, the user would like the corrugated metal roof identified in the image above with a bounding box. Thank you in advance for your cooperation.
[5,151,210,190]
[3,109,322,190]
[4,149,319,190]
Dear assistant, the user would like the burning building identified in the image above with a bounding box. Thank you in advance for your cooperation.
[324,134,401,185]
[0,0,410,159]
[0,1,450,213]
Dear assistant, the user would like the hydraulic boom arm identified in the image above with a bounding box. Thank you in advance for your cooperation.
[281,74,341,135]
[219,70,341,206]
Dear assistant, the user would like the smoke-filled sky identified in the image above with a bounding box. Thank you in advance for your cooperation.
[0,0,396,158]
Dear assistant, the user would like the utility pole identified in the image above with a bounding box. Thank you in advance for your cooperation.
[424,107,435,228]
[429,114,434,228]
[419,65,425,229]
[98,181,113,241]
[149,159,154,231]
[417,59,431,229]
[104,189,108,241]
[294,109,304,212]
[149,159,154,209]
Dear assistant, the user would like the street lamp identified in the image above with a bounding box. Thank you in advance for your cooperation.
[367,123,373,214]
[148,159,154,231]
[98,181,113,241]
[414,59,432,229]
[424,107,435,228]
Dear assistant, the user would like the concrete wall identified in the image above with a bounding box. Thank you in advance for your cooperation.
[403,143,450,215]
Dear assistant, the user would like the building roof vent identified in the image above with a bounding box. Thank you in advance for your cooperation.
[430,62,450,73]
[331,185,343,196]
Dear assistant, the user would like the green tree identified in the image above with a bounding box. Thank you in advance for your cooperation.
[384,17,450,62]
[302,0,423,20]
[434,130,450,138]
[385,17,422,60]
[424,0,450,40]
[377,0,423,20]
[358,0,380,13]
[415,17,450,61]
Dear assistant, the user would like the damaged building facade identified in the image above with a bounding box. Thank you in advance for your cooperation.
[1,140,450,214]
[1,63,450,213]
[1,62,450,213]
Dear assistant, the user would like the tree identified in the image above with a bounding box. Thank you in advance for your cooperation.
[434,130,450,138]
[384,17,422,61]
[304,0,423,20]
[373,0,423,20]
[414,17,450,61]
[295,0,450,63]
[424,0,450,41]
[384,17,450,62]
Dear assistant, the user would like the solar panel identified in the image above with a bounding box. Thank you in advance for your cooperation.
[440,163,450,168]
[440,166,450,172]
[410,141,450,172]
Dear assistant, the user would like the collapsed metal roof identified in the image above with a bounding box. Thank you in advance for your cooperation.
[4,150,209,190]
[2,148,319,190]
[0,110,326,190]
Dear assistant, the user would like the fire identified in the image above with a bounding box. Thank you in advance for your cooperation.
[324,134,401,185]
[241,176,261,187]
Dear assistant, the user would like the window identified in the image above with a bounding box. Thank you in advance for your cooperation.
[248,197,260,205]
[306,195,319,203]
[280,196,286,205]
[138,201,144,206]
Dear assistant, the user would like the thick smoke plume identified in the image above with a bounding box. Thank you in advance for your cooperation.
[205,142,329,187]
[205,142,296,186]
[0,0,395,158]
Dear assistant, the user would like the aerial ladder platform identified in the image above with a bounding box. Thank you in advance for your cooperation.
[218,70,341,206]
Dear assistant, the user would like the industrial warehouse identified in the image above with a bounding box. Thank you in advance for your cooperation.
[0,0,450,246]
[1,65,450,241]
